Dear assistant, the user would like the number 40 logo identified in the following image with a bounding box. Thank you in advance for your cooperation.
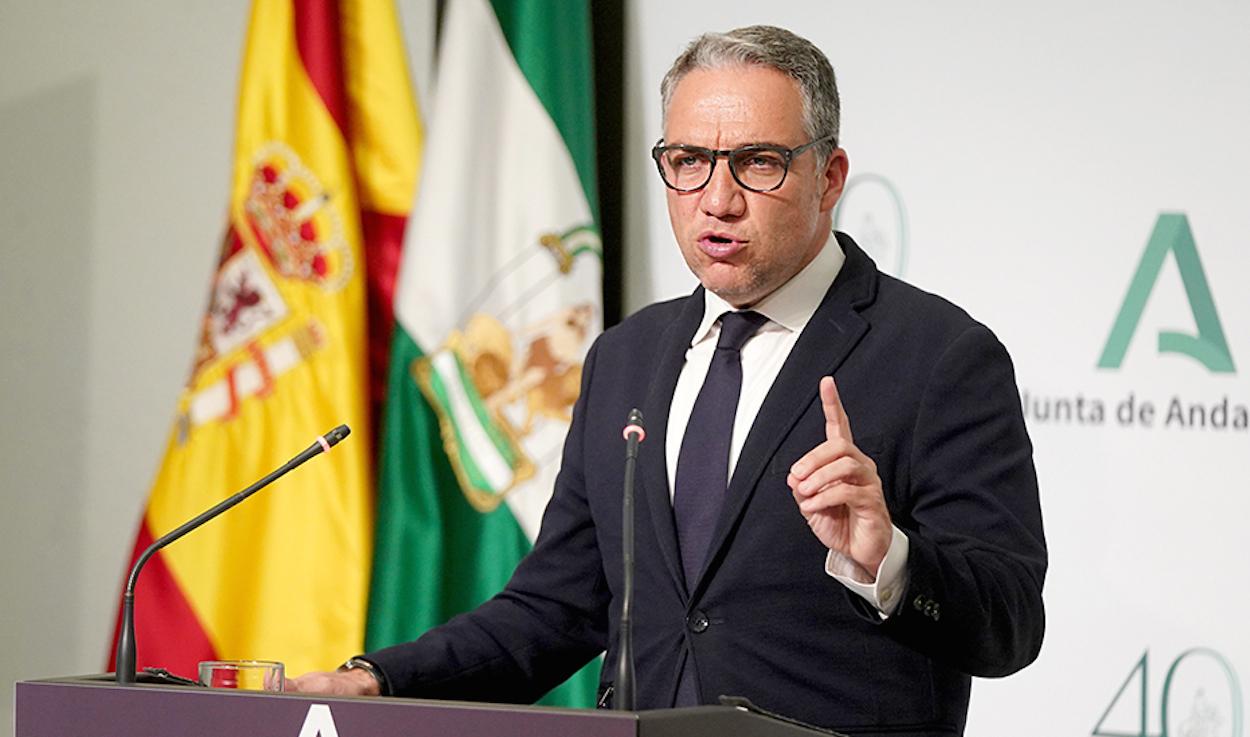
[1094,649,1243,737]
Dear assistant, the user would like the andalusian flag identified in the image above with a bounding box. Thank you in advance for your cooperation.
[366,0,601,706]
[112,0,420,679]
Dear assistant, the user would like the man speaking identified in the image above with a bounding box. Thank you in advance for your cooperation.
[292,25,1046,735]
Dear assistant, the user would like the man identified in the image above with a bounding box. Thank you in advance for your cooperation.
[292,25,1046,736]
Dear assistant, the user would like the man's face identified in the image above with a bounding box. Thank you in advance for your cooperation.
[663,65,848,308]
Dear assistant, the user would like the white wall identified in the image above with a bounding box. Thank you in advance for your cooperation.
[0,1,249,729]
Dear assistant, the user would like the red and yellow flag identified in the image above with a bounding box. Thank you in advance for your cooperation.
[112,0,420,679]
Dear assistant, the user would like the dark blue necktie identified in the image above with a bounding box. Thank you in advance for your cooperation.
[673,310,769,586]
[671,310,767,706]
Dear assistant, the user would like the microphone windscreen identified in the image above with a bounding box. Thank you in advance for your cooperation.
[324,424,351,447]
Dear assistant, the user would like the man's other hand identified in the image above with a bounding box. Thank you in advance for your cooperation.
[286,668,381,696]
[787,376,893,580]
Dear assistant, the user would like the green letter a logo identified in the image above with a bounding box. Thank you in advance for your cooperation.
[1098,213,1234,372]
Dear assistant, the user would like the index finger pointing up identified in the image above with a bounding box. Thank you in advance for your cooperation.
[821,375,854,443]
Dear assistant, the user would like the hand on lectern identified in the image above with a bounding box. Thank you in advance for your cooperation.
[287,668,381,696]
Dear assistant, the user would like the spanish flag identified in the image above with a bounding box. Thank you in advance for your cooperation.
[111,0,420,679]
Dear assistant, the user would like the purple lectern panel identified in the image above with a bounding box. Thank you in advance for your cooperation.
[15,677,640,737]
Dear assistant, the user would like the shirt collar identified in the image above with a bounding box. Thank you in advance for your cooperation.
[692,231,846,346]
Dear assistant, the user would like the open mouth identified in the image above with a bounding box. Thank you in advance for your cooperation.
[697,233,746,259]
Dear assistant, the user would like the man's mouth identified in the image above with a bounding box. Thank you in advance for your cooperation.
[697,232,746,259]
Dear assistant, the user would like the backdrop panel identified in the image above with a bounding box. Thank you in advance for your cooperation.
[624,3,1250,735]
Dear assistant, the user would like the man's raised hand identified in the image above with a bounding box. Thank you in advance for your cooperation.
[786,376,893,581]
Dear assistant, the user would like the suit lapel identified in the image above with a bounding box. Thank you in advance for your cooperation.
[689,235,880,599]
[638,289,706,598]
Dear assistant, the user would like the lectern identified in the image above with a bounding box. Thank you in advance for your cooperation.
[15,675,837,737]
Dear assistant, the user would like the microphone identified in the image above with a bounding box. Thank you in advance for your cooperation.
[114,424,351,685]
[615,409,645,710]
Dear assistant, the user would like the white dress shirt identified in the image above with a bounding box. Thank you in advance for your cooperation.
[664,233,909,617]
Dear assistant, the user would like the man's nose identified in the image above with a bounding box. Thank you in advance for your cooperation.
[699,160,746,218]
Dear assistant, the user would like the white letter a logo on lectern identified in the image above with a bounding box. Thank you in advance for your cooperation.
[297,704,340,737]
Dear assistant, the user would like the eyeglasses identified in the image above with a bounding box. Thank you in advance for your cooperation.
[651,134,836,193]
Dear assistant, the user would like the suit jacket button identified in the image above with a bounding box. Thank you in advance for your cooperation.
[688,611,710,633]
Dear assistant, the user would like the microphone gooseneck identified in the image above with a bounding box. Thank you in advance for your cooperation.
[615,409,645,710]
[115,425,351,684]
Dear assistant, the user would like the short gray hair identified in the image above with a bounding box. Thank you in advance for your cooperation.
[660,25,840,162]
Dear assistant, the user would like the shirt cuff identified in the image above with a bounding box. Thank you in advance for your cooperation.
[824,525,910,619]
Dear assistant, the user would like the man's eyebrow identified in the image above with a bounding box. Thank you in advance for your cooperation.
[667,140,790,150]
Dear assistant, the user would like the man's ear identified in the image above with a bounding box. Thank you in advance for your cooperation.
[819,148,850,212]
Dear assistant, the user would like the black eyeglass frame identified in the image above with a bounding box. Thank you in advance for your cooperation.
[650,133,837,193]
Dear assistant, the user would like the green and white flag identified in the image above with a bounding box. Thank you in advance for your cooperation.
[366,0,602,707]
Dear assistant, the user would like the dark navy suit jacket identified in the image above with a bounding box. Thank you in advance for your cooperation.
[367,234,1047,736]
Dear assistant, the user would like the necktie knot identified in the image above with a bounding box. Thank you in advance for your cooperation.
[715,310,768,352]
